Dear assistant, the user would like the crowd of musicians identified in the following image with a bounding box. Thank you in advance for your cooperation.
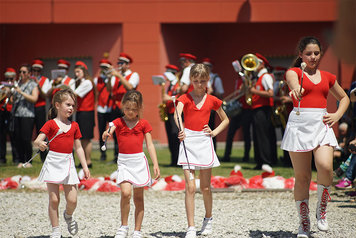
[0,52,305,170]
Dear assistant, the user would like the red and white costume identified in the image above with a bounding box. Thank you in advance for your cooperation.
[177,94,222,170]
[112,118,152,187]
[34,76,51,108]
[75,79,94,111]
[112,69,139,110]
[281,68,338,152]
[38,120,82,184]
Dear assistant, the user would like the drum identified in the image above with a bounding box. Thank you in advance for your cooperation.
[222,99,242,118]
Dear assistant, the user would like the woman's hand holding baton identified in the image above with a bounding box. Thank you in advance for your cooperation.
[101,122,114,151]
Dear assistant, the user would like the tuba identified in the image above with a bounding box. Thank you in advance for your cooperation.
[240,54,260,105]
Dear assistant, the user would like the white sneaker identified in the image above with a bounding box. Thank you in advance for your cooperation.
[63,210,78,235]
[185,226,196,238]
[132,230,143,238]
[50,230,61,238]
[296,200,310,238]
[115,226,129,238]
[262,164,273,173]
[200,217,213,235]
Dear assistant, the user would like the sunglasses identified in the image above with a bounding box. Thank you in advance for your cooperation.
[32,69,41,72]
[19,70,28,74]
[5,78,14,81]
[117,61,126,65]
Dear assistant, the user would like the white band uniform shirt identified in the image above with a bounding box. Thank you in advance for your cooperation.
[112,118,153,187]
[123,69,139,89]
[281,68,338,152]
[37,120,82,184]
[177,94,222,170]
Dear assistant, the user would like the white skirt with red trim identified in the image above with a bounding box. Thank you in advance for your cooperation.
[178,128,220,170]
[281,108,338,152]
[37,150,79,184]
[117,152,152,187]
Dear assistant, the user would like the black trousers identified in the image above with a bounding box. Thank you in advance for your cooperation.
[165,113,180,166]
[223,109,253,160]
[35,106,47,162]
[0,110,17,163]
[252,106,276,166]
[97,111,113,156]
[13,117,35,163]
[208,110,217,150]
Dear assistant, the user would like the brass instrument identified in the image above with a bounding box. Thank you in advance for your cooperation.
[240,54,260,105]
[272,80,288,129]
[158,82,168,121]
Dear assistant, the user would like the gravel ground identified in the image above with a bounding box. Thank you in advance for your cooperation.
[1,189,355,238]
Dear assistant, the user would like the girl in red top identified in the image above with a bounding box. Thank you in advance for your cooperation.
[102,90,160,238]
[281,36,349,238]
[34,89,90,238]
[175,64,229,238]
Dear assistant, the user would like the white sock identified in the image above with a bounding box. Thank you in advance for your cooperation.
[52,226,60,233]
[64,210,72,219]
[121,225,129,229]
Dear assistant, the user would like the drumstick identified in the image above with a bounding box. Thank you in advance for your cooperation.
[296,62,307,116]
[23,129,64,168]
[172,96,194,180]
[101,122,114,151]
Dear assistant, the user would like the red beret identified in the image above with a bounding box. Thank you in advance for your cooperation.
[179,53,197,61]
[165,64,179,72]
[4,67,16,77]
[75,61,88,70]
[119,53,133,64]
[32,59,44,69]
[202,57,213,66]
[255,53,270,67]
[99,59,112,68]
[57,59,71,69]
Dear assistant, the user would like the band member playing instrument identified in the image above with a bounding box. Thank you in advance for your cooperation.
[31,59,51,162]
[73,61,96,168]
[94,59,120,161]
[281,36,349,238]
[179,53,197,94]
[249,53,276,171]
[109,53,140,163]
[161,64,181,166]
[175,64,229,238]
[48,59,74,98]
[0,68,17,165]
[222,74,253,162]
[11,64,39,167]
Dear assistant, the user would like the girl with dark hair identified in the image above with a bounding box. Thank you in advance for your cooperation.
[34,88,90,238]
[281,36,349,238]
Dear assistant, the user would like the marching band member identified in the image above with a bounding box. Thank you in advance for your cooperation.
[222,75,253,162]
[73,61,96,168]
[0,68,17,165]
[179,53,196,94]
[109,53,140,163]
[161,64,181,166]
[202,58,224,150]
[11,64,39,167]
[249,53,276,171]
[48,59,74,98]
[94,59,119,161]
[31,59,51,162]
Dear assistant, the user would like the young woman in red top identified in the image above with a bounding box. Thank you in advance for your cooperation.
[281,36,349,238]
[175,64,229,238]
[102,90,160,238]
[34,89,90,238]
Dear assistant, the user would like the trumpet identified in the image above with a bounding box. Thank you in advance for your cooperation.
[0,81,18,106]
[240,54,260,105]
[158,82,168,121]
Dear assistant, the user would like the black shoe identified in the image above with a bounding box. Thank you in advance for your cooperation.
[242,156,249,162]
[253,165,262,170]
[221,156,231,162]
[100,154,107,161]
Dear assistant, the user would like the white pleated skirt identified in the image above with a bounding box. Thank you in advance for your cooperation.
[178,129,220,170]
[117,152,152,187]
[281,108,338,152]
[38,150,79,184]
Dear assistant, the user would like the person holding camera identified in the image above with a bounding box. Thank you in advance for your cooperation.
[94,59,120,161]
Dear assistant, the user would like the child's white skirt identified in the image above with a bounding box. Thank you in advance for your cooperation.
[38,150,79,184]
[178,129,220,170]
[117,152,152,187]
[281,108,338,152]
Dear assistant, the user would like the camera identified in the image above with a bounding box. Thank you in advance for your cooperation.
[349,143,356,153]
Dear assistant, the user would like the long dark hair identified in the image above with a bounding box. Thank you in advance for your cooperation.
[293,36,322,67]
[48,88,77,120]
[74,65,97,100]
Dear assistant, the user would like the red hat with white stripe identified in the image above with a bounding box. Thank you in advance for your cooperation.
[165,64,179,72]
[99,59,112,68]
[57,59,71,69]
[179,53,197,61]
[32,59,44,69]
[255,53,270,68]
[202,57,213,66]
[118,53,133,64]
[75,61,88,70]
[4,68,16,77]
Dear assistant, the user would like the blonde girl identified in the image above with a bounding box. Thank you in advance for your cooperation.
[174,63,229,238]
[102,90,160,238]
[34,88,90,238]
